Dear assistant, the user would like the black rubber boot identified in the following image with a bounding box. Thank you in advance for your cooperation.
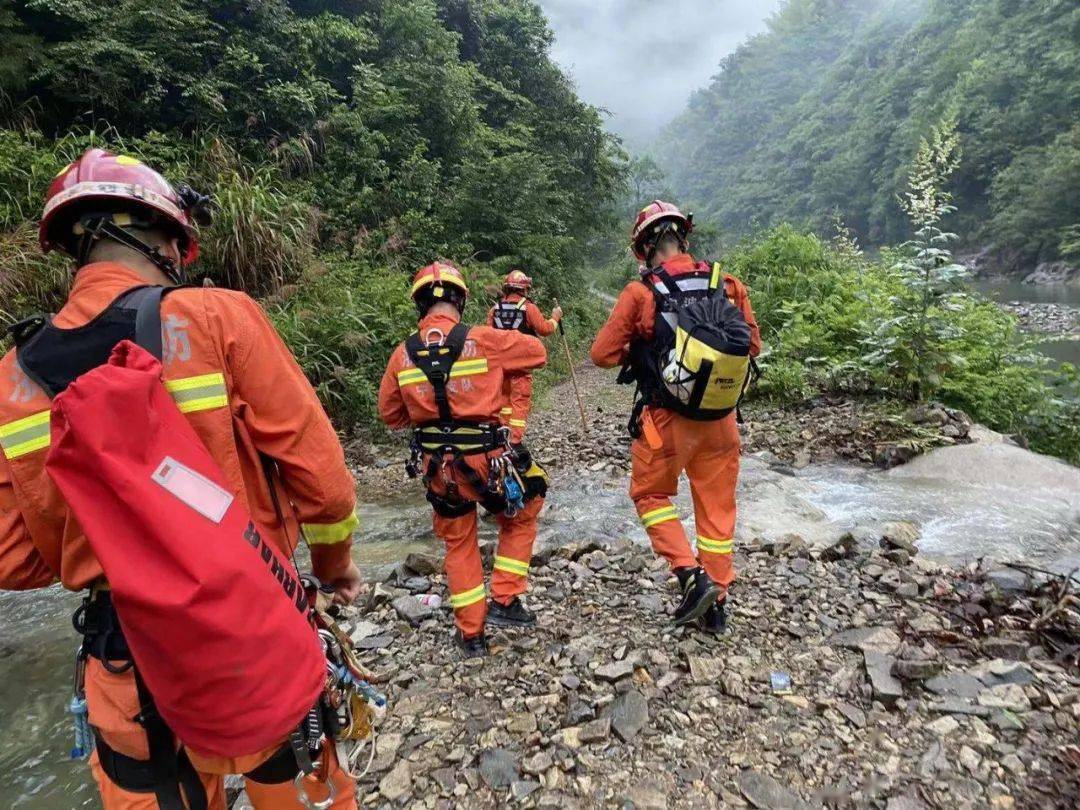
[456,630,489,659]
[698,598,728,635]
[673,567,721,626]
[485,597,536,628]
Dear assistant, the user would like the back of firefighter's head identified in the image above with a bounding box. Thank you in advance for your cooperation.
[39,149,211,284]
[410,261,469,319]
[631,201,693,268]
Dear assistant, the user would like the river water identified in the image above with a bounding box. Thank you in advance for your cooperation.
[970,278,1080,366]
[2,439,1078,808]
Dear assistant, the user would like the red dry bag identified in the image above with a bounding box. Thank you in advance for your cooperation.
[46,340,326,758]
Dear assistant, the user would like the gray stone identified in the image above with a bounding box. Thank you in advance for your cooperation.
[925,715,960,737]
[738,769,804,809]
[349,621,384,643]
[624,784,668,810]
[404,552,441,576]
[391,595,434,626]
[892,658,942,681]
[579,717,612,744]
[687,656,724,684]
[978,684,1031,713]
[401,576,431,593]
[610,690,649,742]
[925,672,985,699]
[510,780,541,801]
[864,651,904,707]
[881,521,920,552]
[885,796,929,810]
[354,633,396,651]
[595,659,636,682]
[379,760,413,802]
[522,751,553,776]
[836,702,867,729]
[478,748,519,790]
[832,626,901,654]
[981,637,1027,660]
[822,532,858,561]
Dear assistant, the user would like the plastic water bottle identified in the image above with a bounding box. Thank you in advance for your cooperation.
[69,696,91,760]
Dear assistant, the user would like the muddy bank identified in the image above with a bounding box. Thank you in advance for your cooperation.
[333,529,1079,809]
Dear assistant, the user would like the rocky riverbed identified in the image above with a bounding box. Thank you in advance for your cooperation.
[996,302,1080,337]
[308,525,1079,810]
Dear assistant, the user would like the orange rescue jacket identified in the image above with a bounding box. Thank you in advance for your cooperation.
[0,262,358,592]
[486,294,558,337]
[378,312,547,430]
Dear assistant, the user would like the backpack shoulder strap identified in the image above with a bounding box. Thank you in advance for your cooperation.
[117,285,167,359]
[404,323,470,425]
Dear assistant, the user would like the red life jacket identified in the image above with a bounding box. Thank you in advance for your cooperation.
[46,340,325,758]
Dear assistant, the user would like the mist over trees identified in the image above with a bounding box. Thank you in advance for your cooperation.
[657,0,1080,269]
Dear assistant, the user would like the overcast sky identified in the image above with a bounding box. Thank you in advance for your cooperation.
[538,0,786,146]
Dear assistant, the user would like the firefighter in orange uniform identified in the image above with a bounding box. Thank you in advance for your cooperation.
[590,201,761,633]
[379,262,549,657]
[487,270,562,441]
[0,150,360,809]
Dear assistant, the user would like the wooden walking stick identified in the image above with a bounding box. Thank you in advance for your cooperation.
[553,298,589,435]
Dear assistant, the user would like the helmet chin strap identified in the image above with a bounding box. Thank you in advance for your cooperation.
[77,216,187,285]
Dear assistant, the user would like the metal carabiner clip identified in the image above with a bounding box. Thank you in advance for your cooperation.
[294,771,336,810]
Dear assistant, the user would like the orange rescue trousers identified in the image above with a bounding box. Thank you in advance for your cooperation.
[427,452,543,638]
[85,660,357,809]
[630,408,739,595]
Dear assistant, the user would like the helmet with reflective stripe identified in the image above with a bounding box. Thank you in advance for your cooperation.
[410,261,469,316]
[41,150,202,264]
[631,200,693,261]
[503,269,532,292]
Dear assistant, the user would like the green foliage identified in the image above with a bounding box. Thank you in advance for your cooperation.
[865,118,969,400]
[0,0,624,432]
[729,226,1079,464]
[660,0,1080,264]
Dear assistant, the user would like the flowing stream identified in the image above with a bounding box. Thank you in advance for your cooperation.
[969,278,1080,367]
[1,442,1078,807]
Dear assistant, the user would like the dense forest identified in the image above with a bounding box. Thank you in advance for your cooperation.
[0,0,623,428]
[657,0,1080,272]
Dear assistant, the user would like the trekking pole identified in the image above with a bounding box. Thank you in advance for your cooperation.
[553,298,589,435]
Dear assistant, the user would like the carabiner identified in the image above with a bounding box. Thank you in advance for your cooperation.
[294,771,336,810]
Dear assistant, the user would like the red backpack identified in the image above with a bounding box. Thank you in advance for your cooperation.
[46,339,326,757]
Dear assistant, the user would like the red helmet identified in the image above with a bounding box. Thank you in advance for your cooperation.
[40,149,200,264]
[631,200,693,260]
[503,269,532,291]
[410,261,469,301]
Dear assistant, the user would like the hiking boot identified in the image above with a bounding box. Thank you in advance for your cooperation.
[456,631,488,659]
[673,567,721,626]
[485,597,536,628]
[698,598,728,635]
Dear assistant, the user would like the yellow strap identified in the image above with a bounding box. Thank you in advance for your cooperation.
[709,262,723,291]
[165,373,228,414]
[449,584,486,609]
[397,358,489,388]
[303,513,360,545]
[509,419,527,428]
[641,505,678,528]
[697,535,734,554]
[0,410,51,460]
[499,407,513,415]
[494,555,530,576]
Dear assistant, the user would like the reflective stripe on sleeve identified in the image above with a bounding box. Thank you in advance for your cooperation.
[697,535,733,555]
[303,513,360,546]
[494,555,529,577]
[165,373,228,414]
[449,584,486,609]
[509,419,527,428]
[640,505,679,528]
[0,410,51,460]
[397,358,489,388]
[499,407,513,415]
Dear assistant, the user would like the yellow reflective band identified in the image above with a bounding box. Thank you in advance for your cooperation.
[499,407,513,415]
[397,358,489,388]
[710,262,722,291]
[494,555,530,576]
[165,373,228,414]
[303,513,360,546]
[697,535,734,555]
[641,505,678,528]
[0,410,51,460]
[449,584,486,609]
[509,419,527,428]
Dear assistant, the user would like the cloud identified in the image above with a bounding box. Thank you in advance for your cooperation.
[538,0,785,144]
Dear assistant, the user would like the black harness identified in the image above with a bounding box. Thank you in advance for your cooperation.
[403,324,513,516]
[491,298,533,334]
